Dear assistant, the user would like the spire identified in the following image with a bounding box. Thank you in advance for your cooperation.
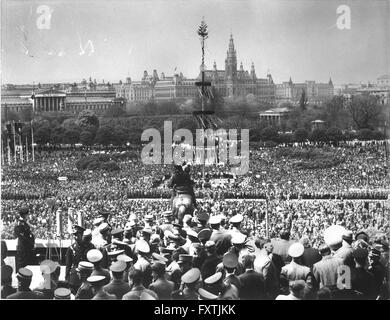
[213,61,217,70]
[240,62,244,71]
[229,33,235,52]
[329,77,333,86]
[250,62,256,80]
[289,76,293,85]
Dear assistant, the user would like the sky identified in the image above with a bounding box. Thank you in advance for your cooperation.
[1,0,389,85]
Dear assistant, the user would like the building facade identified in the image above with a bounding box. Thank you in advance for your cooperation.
[275,77,334,104]
[116,34,276,103]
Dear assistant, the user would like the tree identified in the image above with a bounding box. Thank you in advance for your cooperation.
[309,128,327,142]
[112,126,128,145]
[77,110,99,129]
[34,124,51,145]
[326,127,344,145]
[95,125,113,145]
[51,125,66,145]
[357,128,376,141]
[293,128,309,143]
[299,89,308,111]
[103,104,127,118]
[260,126,279,142]
[348,95,382,129]
[80,130,95,145]
[64,128,80,145]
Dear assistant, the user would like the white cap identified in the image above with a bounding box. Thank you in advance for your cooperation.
[87,249,103,263]
[324,225,346,247]
[136,239,150,254]
[229,214,243,224]
[288,242,304,258]
[231,233,246,245]
[209,215,222,225]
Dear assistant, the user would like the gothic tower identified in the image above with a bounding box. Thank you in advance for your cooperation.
[225,33,237,80]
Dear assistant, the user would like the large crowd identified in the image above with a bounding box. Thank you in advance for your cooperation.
[1,141,389,300]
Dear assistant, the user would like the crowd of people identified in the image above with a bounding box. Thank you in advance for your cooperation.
[1,206,389,300]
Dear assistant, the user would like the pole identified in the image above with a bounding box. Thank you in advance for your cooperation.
[19,131,23,163]
[7,137,11,165]
[26,136,29,162]
[266,196,269,239]
[31,121,35,162]
[13,122,17,163]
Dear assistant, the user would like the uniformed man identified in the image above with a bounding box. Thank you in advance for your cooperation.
[149,261,174,300]
[201,241,221,280]
[75,261,94,300]
[88,275,117,300]
[221,252,241,290]
[228,214,244,236]
[333,230,354,268]
[122,269,158,300]
[87,249,111,286]
[133,239,153,287]
[171,267,201,300]
[1,265,16,299]
[7,268,44,299]
[209,215,232,256]
[117,254,134,283]
[14,207,36,270]
[104,261,131,299]
[65,224,90,294]
[198,287,219,300]
[193,212,210,234]
[280,243,310,283]
[157,211,175,239]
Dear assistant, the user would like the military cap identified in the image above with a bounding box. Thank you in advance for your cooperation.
[205,240,216,248]
[151,261,166,273]
[40,259,59,275]
[223,252,238,269]
[231,233,246,245]
[204,272,222,285]
[192,242,203,249]
[288,242,304,258]
[353,248,369,259]
[140,291,157,300]
[150,234,161,244]
[209,215,222,225]
[229,214,243,224]
[76,261,94,272]
[124,221,135,230]
[71,224,85,234]
[172,223,183,229]
[117,254,133,263]
[342,230,353,242]
[17,267,33,279]
[198,287,219,300]
[87,249,103,263]
[98,211,110,219]
[197,212,209,222]
[107,249,125,257]
[98,223,109,233]
[93,217,104,226]
[144,214,154,221]
[142,227,153,235]
[187,229,198,239]
[87,275,106,286]
[163,210,172,217]
[83,229,92,238]
[1,265,13,282]
[54,288,71,300]
[110,261,127,273]
[178,254,193,264]
[18,207,29,216]
[181,268,200,284]
[152,252,168,263]
[324,225,346,247]
[355,231,369,242]
[111,228,124,237]
[136,239,150,254]
[198,229,212,242]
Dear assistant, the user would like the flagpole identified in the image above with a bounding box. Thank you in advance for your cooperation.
[19,127,23,163]
[13,122,17,163]
[26,135,29,162]
[31,120,35,162]
[7,137,11,165]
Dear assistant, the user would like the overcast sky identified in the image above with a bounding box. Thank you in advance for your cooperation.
[1,0,389,85]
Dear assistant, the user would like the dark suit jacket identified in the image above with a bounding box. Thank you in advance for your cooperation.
[149,277,175,300]
[7,289,44,299]
[1,285,16,299]
[270,253,285,276]
[201,255,221,280]
[104,279,131,299]
[351,267,376,299]
[302,247,322,268]
[238,270,266,300]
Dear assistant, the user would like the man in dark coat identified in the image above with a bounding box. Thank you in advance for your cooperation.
[7,268,43,299]
[350,248,376,300]
[149,261,174,300]
[201,241,221,280]
[368,248,386,298]
[300,236,321,268]
[75,261,94,300]
[103,261,131,299]
[1,265,16,299]
[238,255,266,300]
[14,207,36,270]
